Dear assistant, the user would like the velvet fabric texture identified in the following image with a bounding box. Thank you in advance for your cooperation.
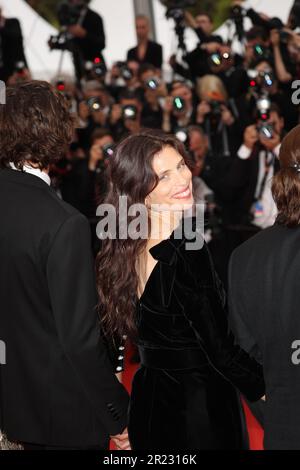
[128,217,265,450]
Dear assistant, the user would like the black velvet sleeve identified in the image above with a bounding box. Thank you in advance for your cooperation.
[183,244,265,402]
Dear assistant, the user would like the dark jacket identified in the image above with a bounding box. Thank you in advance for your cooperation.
[74,8,106,63]
[228,223,300,450]
[0,168,129,447]
[0,18,28,82]
[128,217,265,450]
[127,40,163,69]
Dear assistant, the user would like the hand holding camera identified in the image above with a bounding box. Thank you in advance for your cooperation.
[197,100,211,123]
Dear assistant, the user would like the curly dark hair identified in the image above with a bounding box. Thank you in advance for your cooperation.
[95,129,192,342]
[0,80,74,170]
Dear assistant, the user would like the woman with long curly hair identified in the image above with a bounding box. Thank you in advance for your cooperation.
[96,129,265,450]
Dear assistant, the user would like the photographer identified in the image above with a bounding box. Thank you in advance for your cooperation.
[270,28,300,84]
[61,128,113,255]
[245,59,298,131]
[196,74,243,158]
[170,35,224,82]
[0,7,28,82]
[109,90,143,140]
[138,63,168,129]
[243,26,271,69]
[76,80,113,149]
[127,15,163,69]
[205,43,248,98]
[184,11,222,45]
[162,80,196,132]
[53,0,106,81]
[235,104,284,230]
[108,60,143,101]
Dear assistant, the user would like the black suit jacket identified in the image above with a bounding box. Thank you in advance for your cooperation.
[0,18,28,81]
[228,223,300,449]
[0,168,129,447]
[127,40,163,69]
[74,8,106,63]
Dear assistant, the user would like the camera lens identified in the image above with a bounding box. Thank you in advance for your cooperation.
[173,96,185,111]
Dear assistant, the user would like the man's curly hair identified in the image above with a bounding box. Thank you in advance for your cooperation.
[0,80,74,170]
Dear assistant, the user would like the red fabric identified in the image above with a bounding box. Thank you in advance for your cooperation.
[110,343,264,450]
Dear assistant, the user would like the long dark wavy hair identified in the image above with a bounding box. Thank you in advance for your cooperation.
[96,129,191,342]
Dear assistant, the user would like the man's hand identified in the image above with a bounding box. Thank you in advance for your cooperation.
[110,428,131,450]
[200,42,221,54]
[197,100,211,123]
[221,104,235,126]
[68,24,87,38]
[259,131,281,151]
[270,29,280,47]
[244,124,258,150]
[89,144,103,171]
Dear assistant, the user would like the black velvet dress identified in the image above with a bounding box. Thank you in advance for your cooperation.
[128,217,265,450]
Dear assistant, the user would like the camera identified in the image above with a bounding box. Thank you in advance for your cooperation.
[86,97,102,112]
[209,52,231,68]
[122,105,138,120]
[209,100,223,117]
[248,70,274,92]
[49,31,73,52]
[115,62,134,82]
[85,59,106,79]
[253,43,272,61]
[163,0,196,22]
[257,122,274,140]
[102,143,115,160]
[175,127,189,144]
[173,96,185,112]
[145,77,160,90]
[256,95,271,120]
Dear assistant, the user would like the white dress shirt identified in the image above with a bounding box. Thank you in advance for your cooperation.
[237,144,280,229]
[9,162,51,186]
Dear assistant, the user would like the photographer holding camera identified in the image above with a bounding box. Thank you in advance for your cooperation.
[109,90,143,140]
[76,80,113,150]
[162,80,196,132]
[184,10,222,45]
[0,7,28,82]
[50,0,106,81]
[235,104,284,230]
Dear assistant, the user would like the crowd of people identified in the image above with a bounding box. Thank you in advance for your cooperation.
[2,0,300,283]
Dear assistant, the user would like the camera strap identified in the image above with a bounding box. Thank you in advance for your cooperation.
[255,150,275,201]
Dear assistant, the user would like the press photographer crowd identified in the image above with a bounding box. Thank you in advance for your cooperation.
[2,0,300,280]
[2,0,300,453]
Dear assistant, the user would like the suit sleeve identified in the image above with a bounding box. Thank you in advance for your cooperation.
[183,244,265,402]
[228,251,262,361]
[85,13,105,52]
[46,212,129,435]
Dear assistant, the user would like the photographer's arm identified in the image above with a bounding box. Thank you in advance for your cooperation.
[270,30,293,83]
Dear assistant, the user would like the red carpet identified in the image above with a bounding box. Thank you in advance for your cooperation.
[110,343,264,450]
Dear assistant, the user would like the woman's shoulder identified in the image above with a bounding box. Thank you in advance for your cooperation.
[177,230,215,287]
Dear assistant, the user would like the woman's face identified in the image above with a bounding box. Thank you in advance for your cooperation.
[146,146,194,212]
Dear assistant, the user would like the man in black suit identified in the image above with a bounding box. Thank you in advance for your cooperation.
[228,124,300,449]
[68,0,105,61]
[0,7,28,82]
[0,81,129,450]
[63,0,106,80]
[127,15,163,69]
